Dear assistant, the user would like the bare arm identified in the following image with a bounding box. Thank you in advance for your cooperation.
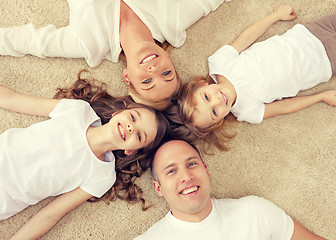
[0,85,60,117]
[291,219,326,240]
[10,188,93,240]
[264,90,336,119]
[231,4,297,54]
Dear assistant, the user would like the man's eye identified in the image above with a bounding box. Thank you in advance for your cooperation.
[137,132,142,142]
[142,78,151,84]
[130,114,135,122]
[205,94,209,101]
[162,71,171,76]
[167,169,175,175]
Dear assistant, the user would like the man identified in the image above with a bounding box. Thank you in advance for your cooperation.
[134,140,326,240]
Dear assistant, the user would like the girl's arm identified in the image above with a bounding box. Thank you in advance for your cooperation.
[10,188,93,240]
[0,85,60,117]
[263,90,336,120]
[231,4,297,54]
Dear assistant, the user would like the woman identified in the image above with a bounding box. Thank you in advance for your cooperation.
[0,0,230,109]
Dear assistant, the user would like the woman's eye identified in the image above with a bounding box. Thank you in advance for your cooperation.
[130,114,135,122]
[137,132,142,142]
[205,94,209,101]
[142,78,151,84]
[212,109,217,116]
[188,162,196,167]
[162,71,171,76]
[167,169,175,175]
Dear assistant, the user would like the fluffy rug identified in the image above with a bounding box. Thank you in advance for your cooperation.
[0,0,335,239]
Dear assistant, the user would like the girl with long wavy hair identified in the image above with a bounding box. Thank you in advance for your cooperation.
[0,70,171,239]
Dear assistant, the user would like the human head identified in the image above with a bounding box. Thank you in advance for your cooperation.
[122,41,182,110]
[164,76,235,152]
[151,140,212,222]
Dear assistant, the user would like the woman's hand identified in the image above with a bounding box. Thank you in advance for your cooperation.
[322,90,336,106]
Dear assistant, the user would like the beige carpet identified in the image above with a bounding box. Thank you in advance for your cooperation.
[1,0,335,239]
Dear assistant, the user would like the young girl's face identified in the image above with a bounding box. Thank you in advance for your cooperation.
[191,83,233,128]
[108,108,158,151]
[123,42,179,103]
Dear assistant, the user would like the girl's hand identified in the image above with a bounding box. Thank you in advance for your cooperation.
[322,90,336,106]
[274,4,297,21]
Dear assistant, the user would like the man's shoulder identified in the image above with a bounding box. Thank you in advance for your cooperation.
[134,213,170,240]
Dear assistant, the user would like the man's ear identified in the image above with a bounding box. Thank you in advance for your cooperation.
[153,180,163,197]
[124,149,137,155]
[123,69,131,86]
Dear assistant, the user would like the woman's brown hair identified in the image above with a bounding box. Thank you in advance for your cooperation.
[54,70,171,210]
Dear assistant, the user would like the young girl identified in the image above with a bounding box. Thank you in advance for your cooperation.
[169,5,336,150]
[0,71,171,239]
[0,0,230,109]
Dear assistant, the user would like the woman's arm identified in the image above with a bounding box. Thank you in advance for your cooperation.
[263,90,336,120]
[0,85,60,117]
[10,188,93,240]
[231,4,297,54]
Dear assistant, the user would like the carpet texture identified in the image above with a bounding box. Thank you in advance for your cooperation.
[0,0,335,239]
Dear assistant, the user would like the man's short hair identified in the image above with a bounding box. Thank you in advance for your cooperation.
[150,138,203,181]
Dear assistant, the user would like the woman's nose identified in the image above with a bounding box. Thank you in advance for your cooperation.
[148,64,158,72]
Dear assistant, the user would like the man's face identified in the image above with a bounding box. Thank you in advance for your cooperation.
[152,140,212,221]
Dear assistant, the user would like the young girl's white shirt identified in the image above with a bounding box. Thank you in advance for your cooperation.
[0,0,228,67]
[134,196,294,240]
[209,24,332,123]
[0,99,115,219]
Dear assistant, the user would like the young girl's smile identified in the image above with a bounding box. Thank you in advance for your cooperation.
[110,108,158,151]
[191,83,234,128]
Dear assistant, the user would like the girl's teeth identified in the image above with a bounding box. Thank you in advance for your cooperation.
[119,124,125,140]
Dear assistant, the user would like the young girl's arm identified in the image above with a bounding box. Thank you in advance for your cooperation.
[231,4,297,54]
[264,90,336,120]
[10,188,93,240]
[0,85,60,117]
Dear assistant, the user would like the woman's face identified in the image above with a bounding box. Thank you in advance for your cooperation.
[123,42,179,103]
[108,108,158,152]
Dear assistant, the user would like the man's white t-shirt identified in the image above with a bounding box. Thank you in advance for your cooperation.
[0,99,116,219]
[134,196,294,240]
[209,24,332,123]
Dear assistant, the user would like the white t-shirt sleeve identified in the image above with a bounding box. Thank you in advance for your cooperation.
[49,99,91,118]
[252,196,294,240]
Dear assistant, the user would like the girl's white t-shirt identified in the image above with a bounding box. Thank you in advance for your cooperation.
[209,24,332,123]
[0,99,115,215]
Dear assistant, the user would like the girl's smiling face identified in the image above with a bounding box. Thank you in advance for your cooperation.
[108,108,158,152]
[191,83,233,128]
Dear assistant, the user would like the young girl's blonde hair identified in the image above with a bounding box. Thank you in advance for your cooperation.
[165,75,236,153]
